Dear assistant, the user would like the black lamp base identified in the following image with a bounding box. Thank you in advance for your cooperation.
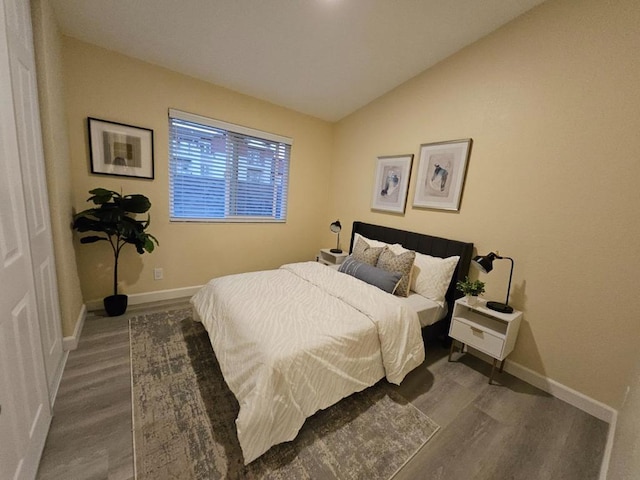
[330,248,343,254]
[486,301,513,314]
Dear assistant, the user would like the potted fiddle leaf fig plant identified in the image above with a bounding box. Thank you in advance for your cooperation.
[72,188,159,316]
[456,276,485,306]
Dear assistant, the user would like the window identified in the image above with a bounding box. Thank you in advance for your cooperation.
[168,109,292,222]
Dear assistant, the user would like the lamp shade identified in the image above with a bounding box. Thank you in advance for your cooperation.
[471,252,497,274]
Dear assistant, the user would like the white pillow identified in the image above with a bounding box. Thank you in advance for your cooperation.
[389,243,409,255]
[353,233,388,249]
[411,252,460,305]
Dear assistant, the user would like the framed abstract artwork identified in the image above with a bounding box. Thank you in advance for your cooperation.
[412,139,472,211]
[371,154,413,214]
[88,117,154,179]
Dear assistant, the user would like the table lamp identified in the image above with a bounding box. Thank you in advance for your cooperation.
[472,252,514,313]
[330,220,342,253]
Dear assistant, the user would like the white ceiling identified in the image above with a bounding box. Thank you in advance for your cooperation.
[50,0,545,121]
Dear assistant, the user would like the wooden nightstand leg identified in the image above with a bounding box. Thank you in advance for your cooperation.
[499,359,505,373]
[448,340,456,361]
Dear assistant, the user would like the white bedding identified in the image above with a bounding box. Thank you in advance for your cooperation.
[190,261,425,464]
[399,293,447,327]
[328,263,448,326]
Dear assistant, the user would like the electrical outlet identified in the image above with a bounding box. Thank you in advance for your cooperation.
[153,267,163,280]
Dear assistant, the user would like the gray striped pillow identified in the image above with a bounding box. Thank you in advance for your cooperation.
[339,257,402,294]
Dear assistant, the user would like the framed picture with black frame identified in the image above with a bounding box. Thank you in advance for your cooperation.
[412,139,472,211]
[88,117,154,179]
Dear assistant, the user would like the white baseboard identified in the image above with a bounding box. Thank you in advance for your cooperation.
[48,348,68,408]
[85,285,202,312]
[62,303,87,351]
[467,348,617,423]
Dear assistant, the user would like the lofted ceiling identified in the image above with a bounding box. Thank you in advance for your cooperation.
[50,0,546,121]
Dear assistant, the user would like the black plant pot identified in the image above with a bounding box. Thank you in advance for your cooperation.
[104,294,128,317]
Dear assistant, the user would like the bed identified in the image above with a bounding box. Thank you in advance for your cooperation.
[348,222,474,338]
[190,221,473,464]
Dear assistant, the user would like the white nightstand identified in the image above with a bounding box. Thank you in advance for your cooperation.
[317,248,349,266]
[448,297,522,384]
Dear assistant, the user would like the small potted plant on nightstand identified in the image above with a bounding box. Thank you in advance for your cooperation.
[456,276,485,306]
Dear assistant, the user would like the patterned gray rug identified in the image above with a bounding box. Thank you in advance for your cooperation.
[130,308,439,479]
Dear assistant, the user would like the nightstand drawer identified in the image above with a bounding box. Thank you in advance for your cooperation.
[450,318,505,358]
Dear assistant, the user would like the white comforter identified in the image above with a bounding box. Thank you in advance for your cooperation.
[190,261,425,464]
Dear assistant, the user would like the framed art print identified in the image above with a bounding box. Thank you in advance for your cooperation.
[412,139,472,211]
[88,117,154,179]
[371,154,413,214]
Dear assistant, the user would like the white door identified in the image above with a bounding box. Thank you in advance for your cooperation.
[0,0,52,478]
[5,0,64,395]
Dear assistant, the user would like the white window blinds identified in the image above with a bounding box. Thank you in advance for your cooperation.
[168,109,292,222]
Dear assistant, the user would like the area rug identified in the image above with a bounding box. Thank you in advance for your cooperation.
[130,308,439,480]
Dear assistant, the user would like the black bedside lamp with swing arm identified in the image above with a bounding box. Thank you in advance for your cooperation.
[472,252,515,313]
[329,220,342,253]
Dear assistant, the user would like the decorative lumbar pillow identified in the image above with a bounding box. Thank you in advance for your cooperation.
[339,257,402,294]
[411,253,460,305]
[352,237,386,266]
[376,248,416,297]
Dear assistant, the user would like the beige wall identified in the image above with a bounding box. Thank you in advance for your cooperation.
[332,0,640,409]
[31,0,84,337]
[62,38,333,304]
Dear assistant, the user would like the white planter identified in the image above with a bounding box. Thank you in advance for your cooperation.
[466,294,479,306]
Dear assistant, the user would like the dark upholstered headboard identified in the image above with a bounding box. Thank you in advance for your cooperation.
[350,221,474,328]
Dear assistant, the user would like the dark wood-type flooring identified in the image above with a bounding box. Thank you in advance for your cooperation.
[36,299,608,479]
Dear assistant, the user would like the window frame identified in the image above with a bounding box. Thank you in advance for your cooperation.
[168,109,292,223]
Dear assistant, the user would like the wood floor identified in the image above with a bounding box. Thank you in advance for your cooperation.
[36,300,609,479]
